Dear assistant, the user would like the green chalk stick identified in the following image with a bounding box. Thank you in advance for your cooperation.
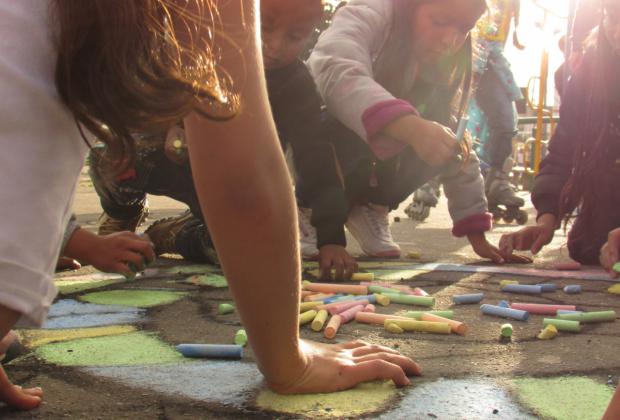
[613,262,620,273]
[382,293,435,307]
[218,303,235,315]
[557,311,616,323]
[368,285,404,294]
[543,318,581,332]
[501,323,513,338]
[404,310,454,320]
[234,329,247,346]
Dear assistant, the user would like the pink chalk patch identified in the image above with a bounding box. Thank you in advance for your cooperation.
[553,261,582,271]
[412,287,429,296]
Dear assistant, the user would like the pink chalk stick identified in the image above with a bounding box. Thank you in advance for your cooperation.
[363,304,376,313]
[304,283,369,295]
[324,315,342,339]
[412,287,429,296]
[553,262,582,271]
[354,312,413,325]
[510,303,576,315]
[339,305,366,323]
[317,298,360,311]
[303,293,334,302]
[328,300,370,316]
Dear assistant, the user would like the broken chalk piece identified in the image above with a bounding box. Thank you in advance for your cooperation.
[363,304,376,313]
[421,313,468,335]
[553,261,582,271]
[234,329,247,346]
[500,280,519,288]
[538,283,557,292]
[557,310,616,323]
[563,285,582,294]
[311,309,329,332]
[385,322,405,334]
[501,284,543,295]
[543,318,581,332]
[324,315,342,339]
[405,310,454,320]
[452,293,484,304]
[351,272,374,281]
[480,304,529,321]
[299,310,318,326]
[373,293,391,306]
[500,323,513,338]
[382,293,435,307]
[384,319,451,335]
[498,300,510,308]
[176,344,243,359]
[537,324,558,340]
[299,301,323,312]
[510,303,576,315]
[412,287,429,297]
[218,303,235,315]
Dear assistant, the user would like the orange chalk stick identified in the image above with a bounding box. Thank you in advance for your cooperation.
[301,290,317,298]
[303,282,369,295]
[324,315,342,339]
[303,293,334,302]
[421,313,468,335]
[354,312,412,325]
[327,300,370,316]
[363,304,376,313]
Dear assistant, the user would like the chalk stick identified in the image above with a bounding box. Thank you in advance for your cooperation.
[406,251,421,259]
[557,310,616,323]
[412,287,429,296]
[501,284,543,295]
[299,310,318,325]
[384,319,451,334]
[363,304,376,313]
[361,282,414,294]
[556,310,582,315]
[355,312,412,325]
[608,284,620,295]
[324,315,342,339]
[510,303,576,315]
[218,303,235,315]
[304,293,334,302]
[452,293,483,304]
[328,300,369,316]
[537,324,558,340]
[421,313,468,335]
[299,301,323,312]
[385,322,404,334]
[554,261,581,271]
[480,304,529,321]
[538,283,557,292]
[500,280,519,288]
[351,272,374,281]
[322,294,351,304]
[373,294,391,306]
[368,285,404,295]
[563,285,582,294]
[234,329,247,346]
[498,300,510,308]
[339,305,365,323]
[500,323,513,338]
[311,309,329,332]
[543,318,580,332]
[404,310,454,320]
[176,344,243,359]
[613,262,620,273]
[303,282,368,295]
[382,293,435,307]
[301,290,316,298]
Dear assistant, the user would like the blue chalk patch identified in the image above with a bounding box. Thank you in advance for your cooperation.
[43,299,143,329]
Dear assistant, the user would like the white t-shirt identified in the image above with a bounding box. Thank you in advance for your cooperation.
[0,0,88,326]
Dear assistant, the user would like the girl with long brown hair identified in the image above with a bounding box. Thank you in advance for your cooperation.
[0,0,419,410]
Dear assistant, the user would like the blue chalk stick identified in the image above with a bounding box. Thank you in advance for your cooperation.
[353,294,377,304]
[501,284,543,295]
[176,344,243,359]
[538,283,557,292]
[480,304,529,321]
[498,300,510,308]
[563,285,582,294]
[452,293,484,304]
[322,294,347,304]
[556,310,582,315]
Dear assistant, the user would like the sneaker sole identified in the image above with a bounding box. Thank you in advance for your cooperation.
[365,249,401,258]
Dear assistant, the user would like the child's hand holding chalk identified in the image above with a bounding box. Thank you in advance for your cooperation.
[317,245,358,280]
[599,227,620,278]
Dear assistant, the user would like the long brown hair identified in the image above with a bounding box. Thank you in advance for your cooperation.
[52,0,238,172]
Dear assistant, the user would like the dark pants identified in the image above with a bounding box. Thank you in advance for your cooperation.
[89,140,215,263]
[476,67,518,170]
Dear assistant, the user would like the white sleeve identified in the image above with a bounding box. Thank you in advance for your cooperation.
[0,1,87,327]
[306,0,396,140]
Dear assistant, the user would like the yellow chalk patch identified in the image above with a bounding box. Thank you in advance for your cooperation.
[607,284,620,295]
[255,381,397,418]
[55,278,125,294]
[18,325,136,348]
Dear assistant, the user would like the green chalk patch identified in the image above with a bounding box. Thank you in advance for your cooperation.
[514,376,613,420]
[184,274,228,288]
[35,331,185,366]
[55,278,125,295]
[218,303,235,315]
[79,290,187,308]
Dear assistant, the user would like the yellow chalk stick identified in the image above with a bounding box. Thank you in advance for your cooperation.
[324,315,342,339]
[374,293,391,306]
[500,280,519,288]
[608,284,620,295]
[537,324,558,340]
[406,251,421,259]
[311,309,329,332]
[351,272,374,281]
[385,322,404,334]
[299,301,323,312]
[299,310,318,326]
[384,319,451,334]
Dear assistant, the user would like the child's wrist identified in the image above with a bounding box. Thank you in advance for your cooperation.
[536,213,557,230]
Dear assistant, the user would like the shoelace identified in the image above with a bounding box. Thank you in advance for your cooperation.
[365,206,389,237]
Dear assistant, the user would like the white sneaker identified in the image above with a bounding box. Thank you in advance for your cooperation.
[298,207,319,259]
[346,203,401,258]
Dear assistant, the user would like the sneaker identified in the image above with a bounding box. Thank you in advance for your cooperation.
[144,210,195,256]
[298,207,319,259]
[98,205,149,236]
[346,203,401,258]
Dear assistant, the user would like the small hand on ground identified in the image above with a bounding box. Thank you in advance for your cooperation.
[468,232,532,264]
[600,228,620,278]
[0,367,42,410]
[499,214,556,256]
[82,231,155,275]
[268,339,421,394]
[318,245,358,280]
